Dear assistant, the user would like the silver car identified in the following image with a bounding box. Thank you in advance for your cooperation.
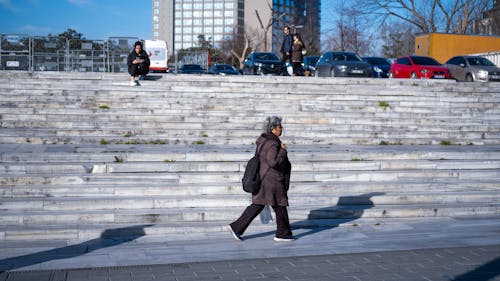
[315,51,372,78]
[445,56,500,82]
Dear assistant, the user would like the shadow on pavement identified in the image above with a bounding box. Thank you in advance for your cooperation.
[452,257,500,281]
[244,192,384,240]
[0,224,152,272]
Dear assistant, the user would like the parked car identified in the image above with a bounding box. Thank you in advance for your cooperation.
[207,64,241,75]
[389,56,451,79]
[315,51,372,78]
[363,56,392,78]
[242,52,281,75]
[302,55,320,76]
[180,64,206,74]
[444,55,500,82]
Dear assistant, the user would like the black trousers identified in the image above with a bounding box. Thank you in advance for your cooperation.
[293,62,304,76]
[128,63,149,77]
[278,54,291,75]
[230,204,293,238]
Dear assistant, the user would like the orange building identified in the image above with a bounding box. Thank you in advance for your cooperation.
[415,33,500,63]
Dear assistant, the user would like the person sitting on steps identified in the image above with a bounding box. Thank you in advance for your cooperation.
[127,41,150,86]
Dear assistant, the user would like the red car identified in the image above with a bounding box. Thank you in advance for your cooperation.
[389,56,451,79]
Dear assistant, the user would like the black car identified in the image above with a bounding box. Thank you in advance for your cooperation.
[315,51,372,78]
[363,57,392,78]
[180,64,206,74]
[243,52,281,75]
[207,64,241,75]
[302,55,320,76]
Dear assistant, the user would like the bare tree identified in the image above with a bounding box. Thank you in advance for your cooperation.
[255,0,287,52]
[357,0,494,34]
[220,27,257,69]
[379,22,417,58]
[322,0,371,55]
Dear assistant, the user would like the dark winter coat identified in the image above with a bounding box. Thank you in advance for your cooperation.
[252,133,292,207]
[127,49,150,76]
[291,40,304,63]
[281,33,293,55]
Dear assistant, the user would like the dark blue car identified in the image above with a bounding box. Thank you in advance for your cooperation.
[363,57,392,78]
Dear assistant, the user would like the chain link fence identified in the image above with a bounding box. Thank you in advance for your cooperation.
[0,34,139,72]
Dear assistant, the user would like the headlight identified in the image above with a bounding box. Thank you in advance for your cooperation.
[255,62,263,67]
[420,69,430,74]
[373,66,382,73]
[338,65,348,72]
[478,70,488,77]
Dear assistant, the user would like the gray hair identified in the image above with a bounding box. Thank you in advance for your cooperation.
[263,116,283,133]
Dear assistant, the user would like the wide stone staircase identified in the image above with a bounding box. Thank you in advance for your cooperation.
[0,71,499,242]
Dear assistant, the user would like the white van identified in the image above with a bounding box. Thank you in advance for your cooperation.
[144,40,168,72]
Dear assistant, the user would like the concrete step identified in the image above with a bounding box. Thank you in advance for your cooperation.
[1,202,500,242]
[2,180,499,198]
[1,191,499,213]
[1,159,499,176]
[1,169,499,186]
[2,144,499,162]
[1,73,498,146]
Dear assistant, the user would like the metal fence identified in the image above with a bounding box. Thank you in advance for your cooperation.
[0,34,139,72]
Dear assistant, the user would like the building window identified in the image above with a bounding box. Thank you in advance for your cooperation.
[153,16,159,22]
[154,31,159,37]
[154,1,159,7]
[154,23,159,29]
[224,10,233,17]
[154,9,159,14]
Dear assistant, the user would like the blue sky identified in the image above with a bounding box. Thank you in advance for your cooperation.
[0,0,335,40]
[0,0,152,39]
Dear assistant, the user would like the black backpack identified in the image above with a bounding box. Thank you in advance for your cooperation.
[242,143,270,194]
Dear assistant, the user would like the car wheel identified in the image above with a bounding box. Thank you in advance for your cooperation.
[330,68,335,77]
[410,72,417,79]
[466,73,474,82]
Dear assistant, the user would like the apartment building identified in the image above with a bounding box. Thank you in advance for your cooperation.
[152,0,320,54]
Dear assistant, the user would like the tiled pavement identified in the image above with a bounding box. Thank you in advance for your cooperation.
[1,245,499,281]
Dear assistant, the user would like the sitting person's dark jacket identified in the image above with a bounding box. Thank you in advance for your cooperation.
[127,42,150,77]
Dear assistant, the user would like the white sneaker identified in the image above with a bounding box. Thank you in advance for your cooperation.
[129,81,136,87]
[274,236,296,242]
[228,225,243,241]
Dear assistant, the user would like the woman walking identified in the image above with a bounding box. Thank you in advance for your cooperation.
[229,116,294,242]
[291,33,305,76]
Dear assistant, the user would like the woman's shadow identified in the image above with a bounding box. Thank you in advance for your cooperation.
[245,192,384,240]
[0,224,152,272]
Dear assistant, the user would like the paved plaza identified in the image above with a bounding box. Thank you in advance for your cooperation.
[1,215,500,280]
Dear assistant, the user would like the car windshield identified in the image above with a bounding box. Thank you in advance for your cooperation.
[466,57,495,66]
[183,65,203,70]
[254,53,280,61]
[332,53,362,62]
[411,56,440,65]
[364,57,391,65]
